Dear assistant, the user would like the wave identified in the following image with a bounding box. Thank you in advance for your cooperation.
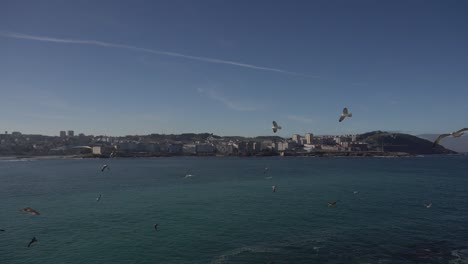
[210,245,278,264]
[0,158,37,162]
[450,249,468,264]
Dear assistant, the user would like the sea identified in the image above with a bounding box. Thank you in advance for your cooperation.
[0,156,467,264]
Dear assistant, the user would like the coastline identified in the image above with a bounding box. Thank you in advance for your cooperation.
[0,151,455,160]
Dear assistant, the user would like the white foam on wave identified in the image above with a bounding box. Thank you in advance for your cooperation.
[211,245,278,264]
[0,159,36,162]
[450,249,468,264]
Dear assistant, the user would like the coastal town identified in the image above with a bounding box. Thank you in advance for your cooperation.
[0,129,454,158]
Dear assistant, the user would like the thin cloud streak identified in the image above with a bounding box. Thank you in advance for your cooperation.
[0,31,313,77]
[197,88,257,111]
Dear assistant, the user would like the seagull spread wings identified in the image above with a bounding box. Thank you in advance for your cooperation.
[455,128,468,135]
[272,121,282,133]
[339,108,352,122]
[432,133,451,148]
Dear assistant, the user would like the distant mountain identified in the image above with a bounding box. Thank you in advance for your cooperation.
[357,131,456,155]
[418,134,468,153]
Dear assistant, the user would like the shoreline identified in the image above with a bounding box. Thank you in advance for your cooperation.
[0,152,460,160]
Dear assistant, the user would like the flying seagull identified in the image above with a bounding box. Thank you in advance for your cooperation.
[327,201,338,207]
[272,121,282,133]
[353,191,359,195]
[339,108,352,122]
[96,194,102,202]
[101,164,110,172]
[21,207,40,215]
[432,128,468,148]
[272,185,277,192]
[184,169,194,178]
[154,224,159,231]
[28,237,38,248]
[424,203,432,208]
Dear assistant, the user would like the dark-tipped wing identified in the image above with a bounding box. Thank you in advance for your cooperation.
[455,128,468,134]
[28,237,37,248]
[339,115,345,122]
[432,133,450,148]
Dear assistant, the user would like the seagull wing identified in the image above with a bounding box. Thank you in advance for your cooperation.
[432,133,450,147]
[339,115,345,122]
[455,128,468,134]
[343,108,348,115]
[272,121,278,128]
[272,127,277,133]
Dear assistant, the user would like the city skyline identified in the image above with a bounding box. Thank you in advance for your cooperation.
[1,1,467,137]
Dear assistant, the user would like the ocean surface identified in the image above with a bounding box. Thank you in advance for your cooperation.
[1,156,467,264]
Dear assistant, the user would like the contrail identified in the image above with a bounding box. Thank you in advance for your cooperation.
[0,31,313,77]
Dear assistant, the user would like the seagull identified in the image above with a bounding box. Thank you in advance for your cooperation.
[101,164,110,172]
[327,201,338,207]
[424,203,432,208]
[272,121,282,133]
[154,224,159,231]
[339,107,352,122]
[432,128,468,148]
[28,237,38,248]
[272,185,277,192]
[21,207,40,215]
[353,191,359,195]
[96,194,102,202]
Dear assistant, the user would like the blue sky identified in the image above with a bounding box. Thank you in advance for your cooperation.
[0,0,467,137]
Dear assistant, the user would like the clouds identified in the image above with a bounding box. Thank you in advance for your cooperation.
[0,31,309,77]
[197,88,257,111]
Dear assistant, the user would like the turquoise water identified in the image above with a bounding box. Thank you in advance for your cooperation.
[1,156,467,264]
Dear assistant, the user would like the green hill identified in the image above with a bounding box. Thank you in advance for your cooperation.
[357,131,456,155]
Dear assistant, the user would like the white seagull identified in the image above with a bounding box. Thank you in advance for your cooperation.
[339,107,352,122]
[424,203,432,208]
[101,164,110,172]
[272,185,277,192]
[432,128,468,148]
[272,121,282,133]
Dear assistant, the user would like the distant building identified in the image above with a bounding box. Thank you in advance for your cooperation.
[216,144,234,155]
[92,146,114,156]
[183,144,197,154]
[292,134,301,144]
[68,130,74,137]
[60,131,66,138]
[305,133,313,144]
[196,144,215,154]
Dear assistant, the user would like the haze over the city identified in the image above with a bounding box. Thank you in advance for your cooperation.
[1,0,467,137]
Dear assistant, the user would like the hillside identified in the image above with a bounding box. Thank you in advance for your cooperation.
[418,134,468,153]
[357,131,456,155]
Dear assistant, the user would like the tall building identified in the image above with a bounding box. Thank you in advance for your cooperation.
[68,130,74,137]
[292,134,301,143]
[60,131,66,138]
[305,133,314,144]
